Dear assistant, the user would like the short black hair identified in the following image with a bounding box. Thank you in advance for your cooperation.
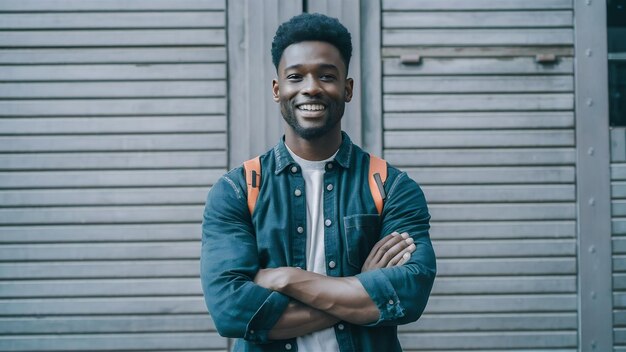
[271,13,352,72]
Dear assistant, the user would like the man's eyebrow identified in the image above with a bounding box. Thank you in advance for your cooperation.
[283,63,340,72]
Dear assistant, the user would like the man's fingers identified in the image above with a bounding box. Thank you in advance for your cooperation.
[370,233,405,265]
[363,232,398,269]
[386,243,416,268]
[380,236,414,267]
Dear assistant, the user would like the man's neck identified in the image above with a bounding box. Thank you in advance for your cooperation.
[284,128,342,161]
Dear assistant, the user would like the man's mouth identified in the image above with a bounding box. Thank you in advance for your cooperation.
[297,103,326,112]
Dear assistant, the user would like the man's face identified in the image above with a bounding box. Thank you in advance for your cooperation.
[273,41,353,140]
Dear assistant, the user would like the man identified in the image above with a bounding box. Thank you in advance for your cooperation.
[201,13,435,352]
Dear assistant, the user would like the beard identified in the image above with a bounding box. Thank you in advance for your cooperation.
[280,100,344,140]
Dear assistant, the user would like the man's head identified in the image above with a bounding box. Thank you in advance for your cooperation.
[271,13,354,141]
[271,13,352,74]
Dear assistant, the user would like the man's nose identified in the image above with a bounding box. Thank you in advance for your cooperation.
[301,77,322,96]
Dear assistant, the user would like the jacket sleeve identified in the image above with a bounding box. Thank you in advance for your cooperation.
[200,171,290,343]
[355,171,436,327]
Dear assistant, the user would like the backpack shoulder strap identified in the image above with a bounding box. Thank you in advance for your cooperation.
[368,154,388,216]
[243,156,261,215]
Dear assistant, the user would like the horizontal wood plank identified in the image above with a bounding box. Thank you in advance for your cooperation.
[433,239,576,258]
[403,313,576,333]
[384,93,573,112]
[385,112,574,130]
[0,205,204,225]
[613,163,626,181]
[0,116,226,134]
[430,220,575,239]
[406,166,575,185]
[427,294,577,313]
[1,64,225,80]
[0,48,226,64]
[422,184,575,203]
[0,187,208,207]
[383,0,573,10]
[384,76,573,93]
[437,258,576,276]
[0,151,226,170]
[0,12,225,29]
[383,57,573,75]
[614,200,626,217]
[432,276,575,294]
[385,148,575,166]
[429,203,576,221]
[0,0,225,11]
[383,11,572,28]
[0,224,202,243]
[0,81,227,98]
[398,331,576,350]
[383,28,573,46]
[386,130,574,148]
[0,169,223,188]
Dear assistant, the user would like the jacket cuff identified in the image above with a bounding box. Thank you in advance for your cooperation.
[245,290,290,343]
[356,268,405,326]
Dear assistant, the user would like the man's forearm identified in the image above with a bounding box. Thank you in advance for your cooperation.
[268,300,339,340]
[260,268,379,325]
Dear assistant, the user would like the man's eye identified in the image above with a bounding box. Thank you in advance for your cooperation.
[287,75,302,80]
[321,75,336,81]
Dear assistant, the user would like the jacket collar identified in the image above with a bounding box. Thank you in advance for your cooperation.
[274,131,353,174]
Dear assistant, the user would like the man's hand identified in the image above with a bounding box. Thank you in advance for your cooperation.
[361,232,415,272]
[254,267,288,291]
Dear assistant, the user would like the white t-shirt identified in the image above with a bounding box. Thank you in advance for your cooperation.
[286,145,340,352]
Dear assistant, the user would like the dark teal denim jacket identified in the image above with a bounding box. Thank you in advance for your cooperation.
[201,133,436,352]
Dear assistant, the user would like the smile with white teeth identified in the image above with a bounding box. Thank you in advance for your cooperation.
[298,104,326,111]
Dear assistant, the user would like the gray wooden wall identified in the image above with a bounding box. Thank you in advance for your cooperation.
[0,0,228,351]
[381,0,578,350]
[613,128,626,351]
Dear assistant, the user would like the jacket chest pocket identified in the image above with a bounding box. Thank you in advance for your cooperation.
[343,214,381,271]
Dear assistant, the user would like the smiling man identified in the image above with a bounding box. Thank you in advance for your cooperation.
[201,13,436,352]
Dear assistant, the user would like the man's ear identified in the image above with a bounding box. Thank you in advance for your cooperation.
[344,78,354,103]
[272,79,280,103]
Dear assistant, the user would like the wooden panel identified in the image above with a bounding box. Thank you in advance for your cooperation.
[383,11,573,28]
[401,313,576,332]
[433,239,576,258]
[398,331,576,350]
[383,57,573,75]
[0,260,199,279]
[0,151,226,170]
[0,332,226,351]
[614,200,626,217]
[385,148,576,167]
[0,170,222,188]
[429,203,575,221]
[383,28,573,46]
[0,278,202,298]
[422,184,575,203]
[0,48,226,64]
[0,187,207,207]
[384,93,574,112]
[0,0,225,11]
[0,81,226,98]
[0,242,199,261]
[614,181,626,198]
[386,130,574,148]
[432,276,575,294]
[1,64,226,80]
[384,76,573,93]
[614,256,626,272]
[614,237,626,254]
[437,258,576,276]
[0,116,226,134]
[385,112,574,130]
[0,315,215,334]
[0,205,204,225]
[431,221,575,239]
[383,0,573,10]
[613,163,626,181]
[0,224,202,243]
[0,12,225,29]
[0,297,207,315]
[427,294,577,313]
[406,166,576,185]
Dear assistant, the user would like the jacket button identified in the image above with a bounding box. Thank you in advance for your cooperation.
[285,343,292,350]
[326,184,333,191]
[290,166,298,173]
[294,189,302,197]
[326,163,333,170]
[337,323,344,330]
[297,226,304,234]
[324,219,332,227]
[328,261,336,269]
[388,299,395,305]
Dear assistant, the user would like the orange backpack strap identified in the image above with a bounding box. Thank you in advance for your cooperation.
[243,156,261,215]
[368,154,388,215]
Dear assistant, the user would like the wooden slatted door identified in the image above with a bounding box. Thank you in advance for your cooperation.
[381,0,577,350]
[0,1,227,351]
